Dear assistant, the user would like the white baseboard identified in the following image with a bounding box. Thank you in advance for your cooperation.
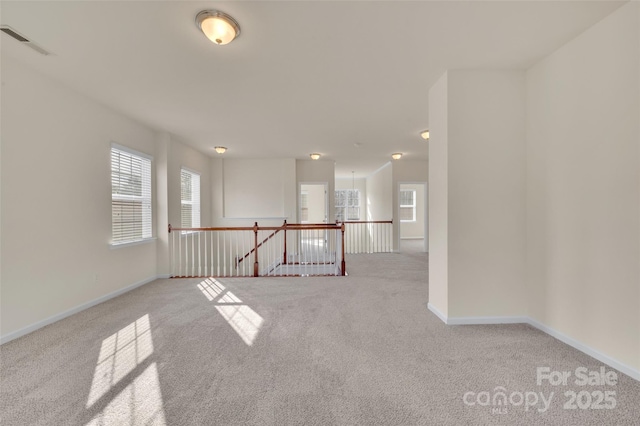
[526,318,640,382]
[447,315,528,325]
[427,303,448,323]
[0,275,160,345]
[426,306,640,381]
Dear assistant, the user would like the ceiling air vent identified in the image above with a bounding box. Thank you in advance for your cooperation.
[0,25,50,55]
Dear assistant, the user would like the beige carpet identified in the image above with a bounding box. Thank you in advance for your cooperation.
[1,252,639,425]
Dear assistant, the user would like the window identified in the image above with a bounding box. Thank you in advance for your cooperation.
[335,189,360,222]
[400,189,416,222]
[181,168,201,229]
[111,145,152,244]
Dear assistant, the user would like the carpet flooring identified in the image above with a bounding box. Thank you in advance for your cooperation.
[1,252,639,425]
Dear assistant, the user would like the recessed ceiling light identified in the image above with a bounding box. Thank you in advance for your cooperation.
[310,153,321,160]
[214,146,227,154]
[391,153,403,160]
[420,130,430,140]
[196,10,240,45]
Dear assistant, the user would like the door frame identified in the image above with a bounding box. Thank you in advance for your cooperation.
[298,182,328,224]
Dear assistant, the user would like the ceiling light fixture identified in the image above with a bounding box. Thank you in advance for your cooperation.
[310,153,321,160]
[196,10,240,45]
[215,146,227,154]
[392,153,403,160]
[420,130,430,140]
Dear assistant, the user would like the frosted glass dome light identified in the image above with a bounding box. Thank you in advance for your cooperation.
[196,10,240,45]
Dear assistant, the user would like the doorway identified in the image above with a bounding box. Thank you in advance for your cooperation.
[299,183,328,224]
[299,183,329,257]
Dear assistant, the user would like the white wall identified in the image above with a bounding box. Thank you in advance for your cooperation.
[155,133,170,277]
[428,70,527,319]
[1,57,158,338]
[391,161,428,182]
[526,2,639,371]
[222,158,296,222]
[211,157,224,224]
[296,160,335,223]
[428,73,449,318]
[365,163,392,222]
[448,70,526,318]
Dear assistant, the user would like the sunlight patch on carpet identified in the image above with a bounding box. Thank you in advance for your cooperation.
[197,278,264,346]
[218,291,242,304]
[215,305,264,346]
[86,315,154,407]
[86,362,166,426]
[197,278,226,301]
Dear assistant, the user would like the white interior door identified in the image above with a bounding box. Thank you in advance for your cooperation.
[299,183,328,257]
[300,183,327,223]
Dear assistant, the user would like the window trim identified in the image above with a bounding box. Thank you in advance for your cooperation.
[110,237,157,250]
[400,189,416,223]
[111,142,153,161]
[110,143,154,246]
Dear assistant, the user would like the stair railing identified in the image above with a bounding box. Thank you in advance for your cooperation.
[236,220,286,269]
[168,221,345,278]
[338,220,393,254]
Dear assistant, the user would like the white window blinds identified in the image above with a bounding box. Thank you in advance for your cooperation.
[400,190,416,222]
[181,168,201,229]
[335,189,360,222]
[111,145,152,244]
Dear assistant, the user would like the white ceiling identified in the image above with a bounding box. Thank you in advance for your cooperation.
[0,1,625,178]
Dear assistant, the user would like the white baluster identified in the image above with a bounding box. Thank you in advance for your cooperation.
[224,230,228,276]
[216,231,220,277]
[170,230,175,277]
[178,230,182,276]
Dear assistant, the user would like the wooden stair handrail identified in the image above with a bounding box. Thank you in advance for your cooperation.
[237,221,286,266]
[336,220,393,224]
[235,222,343,267]
[169,223,343,233]
[168,220,348,278]
[170,221,347,275]
[169,225,256,232]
